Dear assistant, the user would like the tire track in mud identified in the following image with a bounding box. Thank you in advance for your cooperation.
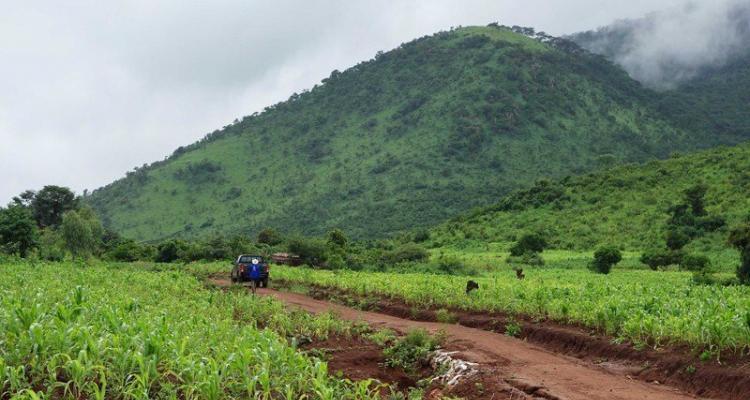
[212,279,703,400]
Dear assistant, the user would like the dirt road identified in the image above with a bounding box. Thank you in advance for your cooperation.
[251,287,702,400]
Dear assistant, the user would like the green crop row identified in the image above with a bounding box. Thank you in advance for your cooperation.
[271,265,750,355]
[0,261,380,400]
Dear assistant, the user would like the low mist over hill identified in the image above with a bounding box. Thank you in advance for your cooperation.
[570,0,750,89]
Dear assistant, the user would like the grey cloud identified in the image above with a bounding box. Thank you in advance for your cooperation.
[579,0,750,89]
[0,1,697,203]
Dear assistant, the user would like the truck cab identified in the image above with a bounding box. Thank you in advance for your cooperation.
[231,254,269,287]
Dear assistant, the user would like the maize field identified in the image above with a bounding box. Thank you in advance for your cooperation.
[272,266,750,354]
[0,261,380,400]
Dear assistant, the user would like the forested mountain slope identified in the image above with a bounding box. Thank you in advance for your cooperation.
[89,26,703,241]
[428,142,750,251]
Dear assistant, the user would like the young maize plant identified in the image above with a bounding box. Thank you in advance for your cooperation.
[270,265,750,355]
[0,261,381,399]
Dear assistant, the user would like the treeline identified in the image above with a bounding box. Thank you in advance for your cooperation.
[0,186,105,260]
[1,187,469,273]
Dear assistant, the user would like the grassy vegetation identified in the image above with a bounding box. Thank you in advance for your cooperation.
[0,260,382,399]
[271,265,750,356]
[89,25,709,241]
[426,142,750,254]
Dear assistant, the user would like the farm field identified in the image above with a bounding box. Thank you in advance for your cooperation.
[0,260,388,400]
[270,263,750,355]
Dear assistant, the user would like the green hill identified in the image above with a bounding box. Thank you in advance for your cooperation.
[427,142,750,252]
[89,26,705,241]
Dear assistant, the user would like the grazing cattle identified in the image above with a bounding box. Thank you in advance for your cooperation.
[516,268,525,280]
[466,280,479,294]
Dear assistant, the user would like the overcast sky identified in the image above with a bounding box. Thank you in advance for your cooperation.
[0,0,695,203]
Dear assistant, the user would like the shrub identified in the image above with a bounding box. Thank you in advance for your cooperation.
[433,255,477,275]
[509,233,547,256]
[109,241,146,262]
[38,229,65,261]
[680,254,710,272]
[412,229,430,243]
[155,240,186,263]
[640,249,682,270]
[507,252,545,266]
[326,253,346,270]
[589,246,622,274]
[383,328,442,373]
[381,244,430,264]
[435,309,457,324]
[287,237,328,267]
[326,229,348,248]
[257,228,283,246]
[728,224,750,285]
[665,228,691,250]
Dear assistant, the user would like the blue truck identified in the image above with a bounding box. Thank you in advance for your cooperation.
[230,254,269,288]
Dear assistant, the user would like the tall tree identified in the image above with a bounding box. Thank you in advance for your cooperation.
[0,205,39,257]
[11,190,36,208]
[60,208,102,259]
[32,185,78,228]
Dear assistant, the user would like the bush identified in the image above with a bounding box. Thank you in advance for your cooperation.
[665,228,691,250]
[383,328,442,374]
[507,252,544,266]
[38,229,65,261]
[509,233,547,256]
[728,224,750,284]
[680,254,710,272]
[412,229,430,243]
[433,255,477,275]
[589,246,622,274]
[381,244,430,264]
[287,237,328,267]
[109,241,147,262]
[640,249,682,270]
[326,229,348,248]
[326,253,346,270]
[257,228,283,246]
[155,240,186,263]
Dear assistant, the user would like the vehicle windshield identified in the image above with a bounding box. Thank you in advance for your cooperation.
[239,255,263,264]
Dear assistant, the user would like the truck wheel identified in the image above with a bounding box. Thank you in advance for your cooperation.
[230,267,238,283]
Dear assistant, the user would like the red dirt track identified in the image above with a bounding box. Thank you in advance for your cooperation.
[217,280,706,400]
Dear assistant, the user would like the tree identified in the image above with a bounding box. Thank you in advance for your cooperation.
[0,205,39,257]
[326,228,348,248]
[679,254,710,272]
[38,229,65,261]
[60,209,102,259]
[684,184,708,216]
[728,224,750,285]
[510,233,547,256]
[155,240,186,263]
[665,228,691,250]
[589,246,622,274]
[11,190,36,208]
[32,185,78,228]
[640,249,682,270]
[287,237,328,267]
[257,228,283,246]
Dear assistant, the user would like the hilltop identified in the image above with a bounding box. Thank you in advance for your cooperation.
[89,25,703,241]
[427,141,750,252]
